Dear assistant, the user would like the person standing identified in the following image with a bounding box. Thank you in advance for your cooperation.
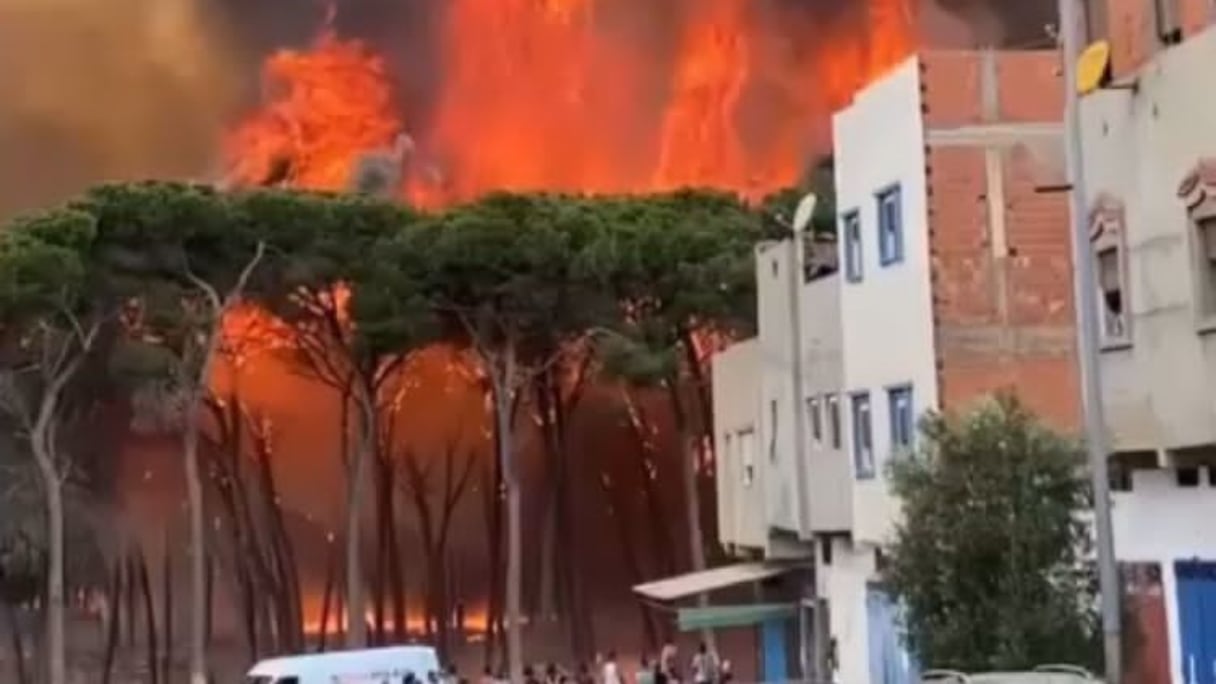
[689,643,717,684]
[601,651,623,684]
[659,642,678,681]
[635,656,655,684]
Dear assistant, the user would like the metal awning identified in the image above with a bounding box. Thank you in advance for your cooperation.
[631,562,802,602]
[676,603,798,631]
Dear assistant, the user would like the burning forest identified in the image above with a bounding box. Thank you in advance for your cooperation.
[0,0,1057,680]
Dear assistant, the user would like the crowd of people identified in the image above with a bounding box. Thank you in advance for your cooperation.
[471,642,734,684]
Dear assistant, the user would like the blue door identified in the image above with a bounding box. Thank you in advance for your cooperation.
[761,617,788,682]
[1176,561,1216,684]
[866,588,918,684]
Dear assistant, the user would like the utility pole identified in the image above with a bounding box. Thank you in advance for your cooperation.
[1056,0,1122,680]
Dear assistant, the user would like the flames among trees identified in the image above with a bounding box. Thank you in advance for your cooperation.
[0,181,771,681]
[223,0,918,204]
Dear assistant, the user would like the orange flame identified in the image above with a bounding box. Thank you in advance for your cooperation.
[225,30,402,191]
[226,0,916,201]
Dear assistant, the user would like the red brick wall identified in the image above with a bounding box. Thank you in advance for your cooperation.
[920,51,1062,127]
[921,51,1081,432]
[1096,0,1214,80]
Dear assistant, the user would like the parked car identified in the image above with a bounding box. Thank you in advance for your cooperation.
[920,665,1103,684]
[244,644,442,684]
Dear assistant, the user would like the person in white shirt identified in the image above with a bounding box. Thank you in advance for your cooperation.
[600,650,622,684]
[689,642,718,684]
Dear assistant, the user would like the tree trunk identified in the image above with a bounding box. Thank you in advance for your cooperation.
[205,555,214,647]
[161,540,174,682]
[100,564,122,684]
[136,551,159,684]
[372,457,391,646]
[481,456,501,669]
[317,546,335,652]
[125,555,137,648]
[620,388,677,576]
[33,448,66,684]
[668,384,713,646]
[253,429,303,652]
[599,474,659,653]
[182,402,209,684]
[345,384,376,647]
[5,599,29,684]
[492,354,524,683]
[388,514,407,643]
[680,332,722,564]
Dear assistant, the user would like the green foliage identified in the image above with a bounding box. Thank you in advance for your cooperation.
[592,189,764,385]
[406,192,618,361]
[882,395,1100,672]
[0,209,96,324]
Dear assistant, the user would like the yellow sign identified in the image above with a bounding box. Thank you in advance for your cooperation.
[1077,40,1112,95]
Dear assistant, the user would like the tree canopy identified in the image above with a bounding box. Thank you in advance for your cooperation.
[0,180,770,679]
[882,396,1100,672]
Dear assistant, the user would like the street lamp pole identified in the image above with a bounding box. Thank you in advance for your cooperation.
[1057,0,1122,680]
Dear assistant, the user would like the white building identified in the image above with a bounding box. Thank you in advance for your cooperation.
[713,46,1075,683]
[1077,15,1216,681]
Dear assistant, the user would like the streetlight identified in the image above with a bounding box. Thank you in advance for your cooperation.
[1056,0,1122,680]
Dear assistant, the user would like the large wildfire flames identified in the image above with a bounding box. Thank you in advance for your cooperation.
[216,0,917,635]
[226,0,916,202]
[0,0,919,649]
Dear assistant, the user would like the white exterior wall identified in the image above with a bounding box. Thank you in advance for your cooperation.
[1079,26,1216,451]
[755,242,804,535]
[833,57,939,546]
[711,338,767,551]
[1078,27,1216,684]
[801,272,851,533]
[1113,469,1216,684]
[817,539,878,684]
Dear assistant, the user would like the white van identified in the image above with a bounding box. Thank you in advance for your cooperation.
[244,645,442,684]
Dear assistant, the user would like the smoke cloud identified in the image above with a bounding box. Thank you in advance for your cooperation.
[0,0,248,216]
[0,0,1057,219]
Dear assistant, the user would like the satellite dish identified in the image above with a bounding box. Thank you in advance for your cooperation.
[791,193,818,234]
[1076,40,1112,95]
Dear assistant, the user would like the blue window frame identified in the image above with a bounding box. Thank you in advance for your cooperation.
[843,210,863,282]
[851,392,874,479]
[888,385,914,453]
[877,185,904,266]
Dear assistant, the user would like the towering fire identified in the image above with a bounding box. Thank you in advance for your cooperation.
[226,0,917,202]
[225,9,402,191]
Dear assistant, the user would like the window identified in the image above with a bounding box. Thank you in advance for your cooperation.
[1090,195,1130,346]
[1097,247,1126,340]
[888,385,914,453]
[1195,216,1216,319]
[723,432,733,476]
[808,396,823,445]
[739,430,756,487]
[1180,159,1216,328]
[1177,467,1200,488]
[826,394,842,449]
[1083,0,1109,42]
[768,399,779,463]
[1154,0,1182,44]
[877,185,904,266]
[843,211,863,282]
[851,392,874,479]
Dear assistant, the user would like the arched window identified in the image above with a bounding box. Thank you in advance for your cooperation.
[1177,159,1216,327]
[1089,193,1131,347]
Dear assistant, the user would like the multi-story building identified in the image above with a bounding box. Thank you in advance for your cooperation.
[1075,0,1216,679]
[712,47,1077,683]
